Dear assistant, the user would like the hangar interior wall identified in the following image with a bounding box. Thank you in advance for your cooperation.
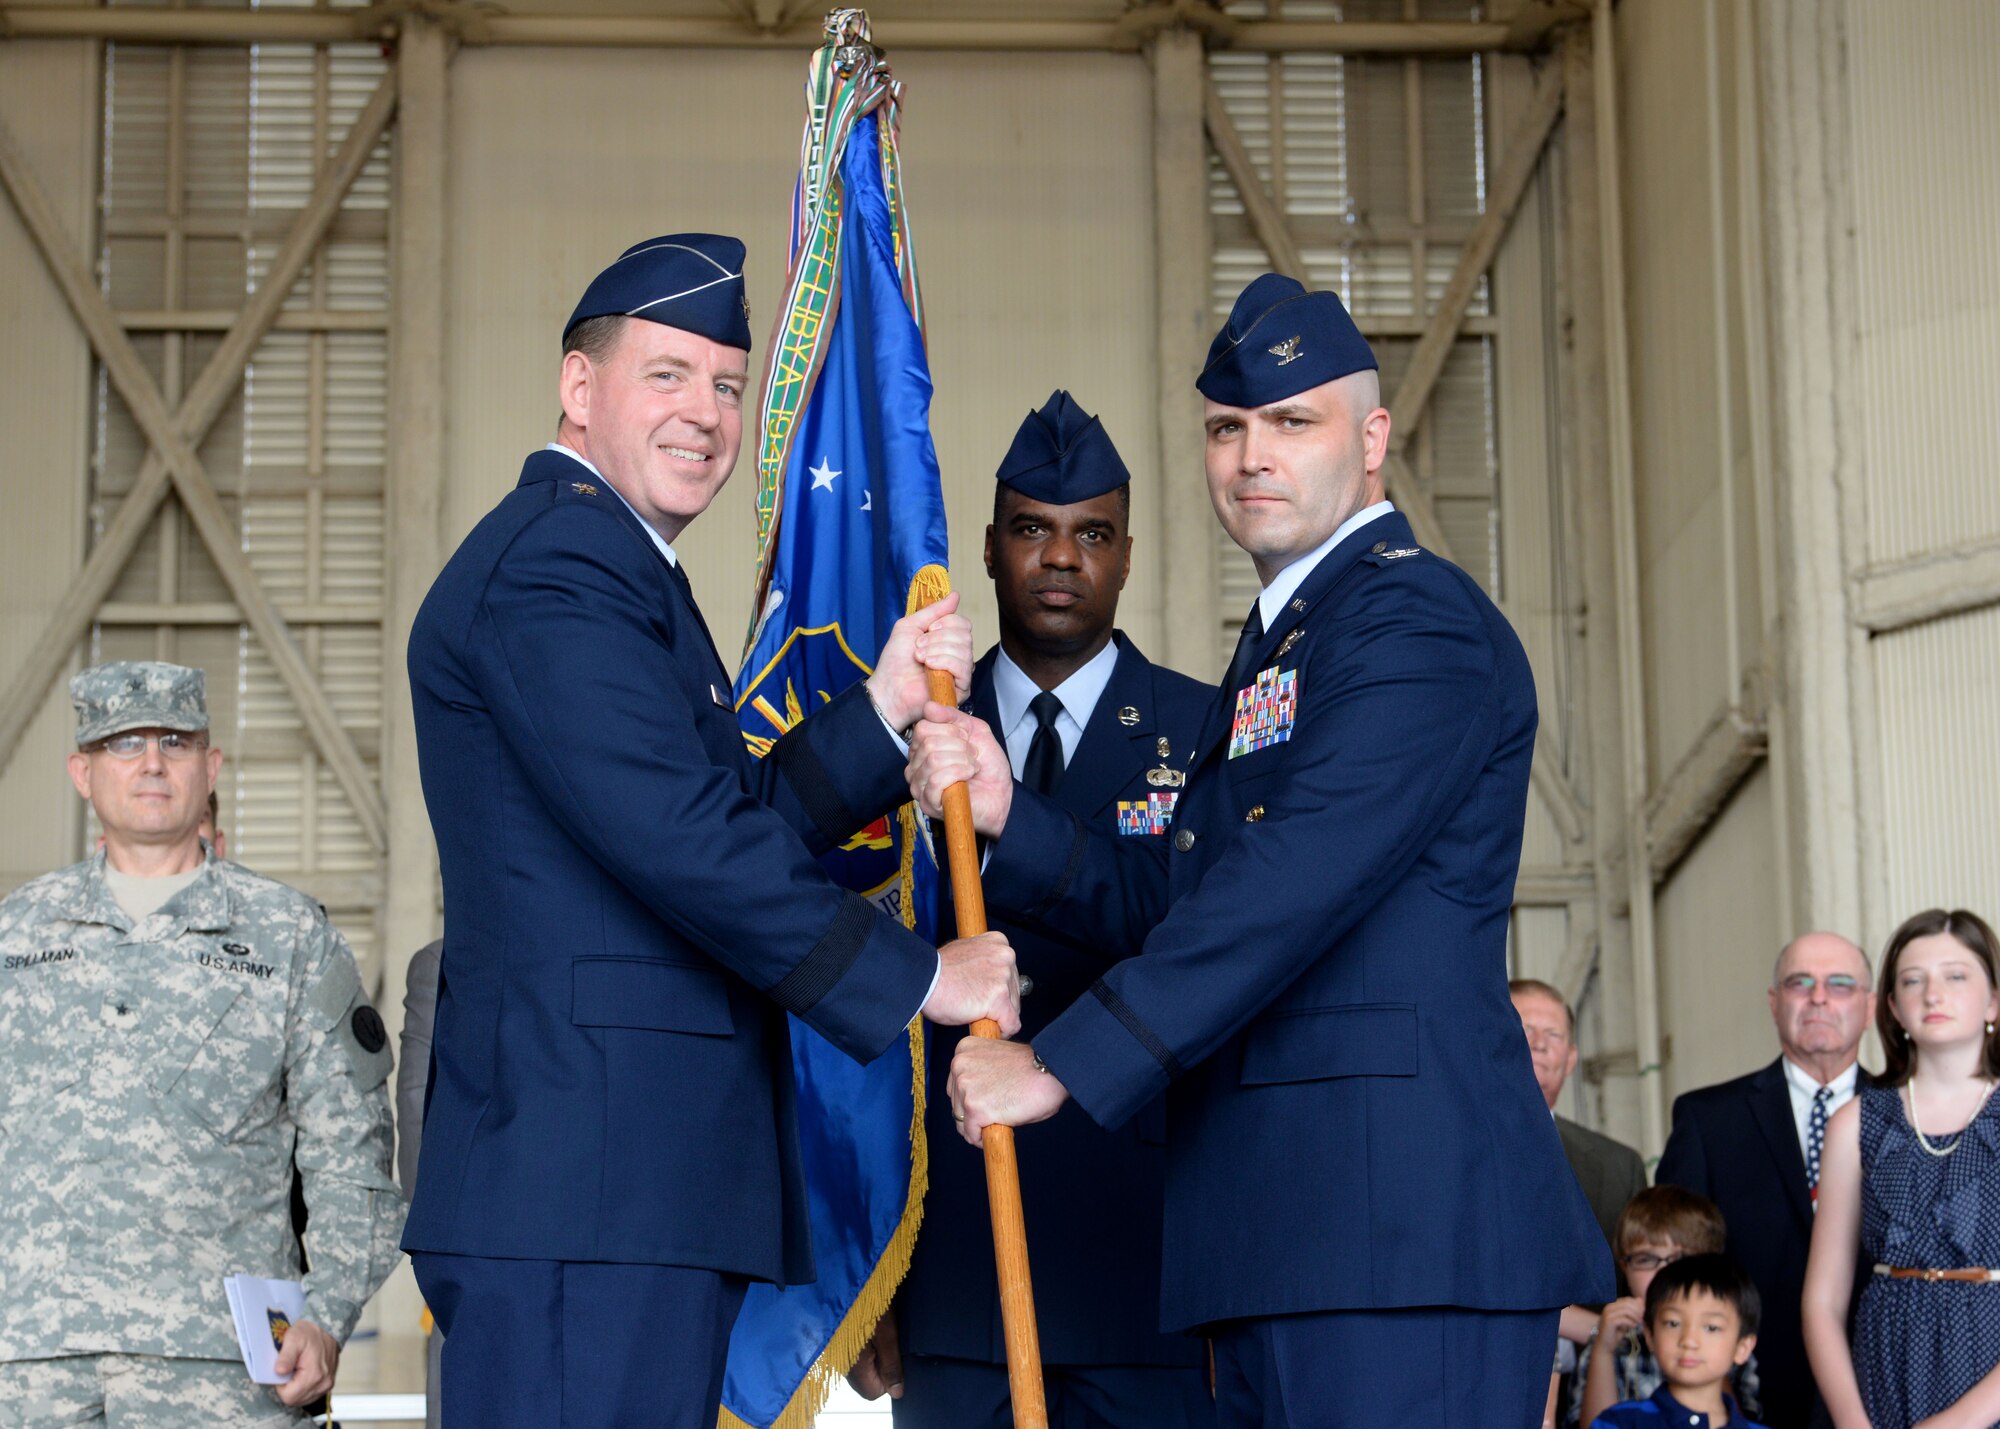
[1613,0,2000,1112]
[4,2,1996,1299]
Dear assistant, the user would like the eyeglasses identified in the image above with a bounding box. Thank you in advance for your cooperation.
[1779,973,1864,998]
[1621,1250,1686,1272]
[93,731,208,761]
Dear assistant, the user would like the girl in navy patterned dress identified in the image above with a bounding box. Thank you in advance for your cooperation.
[1803,908,2000,1429]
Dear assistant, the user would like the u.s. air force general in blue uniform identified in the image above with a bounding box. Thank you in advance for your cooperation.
[402,236,964,1427]
[895,393,1214,1428]
[967,277,1614,1426]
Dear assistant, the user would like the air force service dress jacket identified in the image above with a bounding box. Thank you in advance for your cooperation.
[983,510,1614,1333]
[403,448,938,1287]
[902,635,1212,1367]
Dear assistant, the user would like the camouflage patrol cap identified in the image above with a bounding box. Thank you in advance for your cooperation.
[70,661,209,746]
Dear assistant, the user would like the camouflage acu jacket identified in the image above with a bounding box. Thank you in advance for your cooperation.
[0,850,404,1361]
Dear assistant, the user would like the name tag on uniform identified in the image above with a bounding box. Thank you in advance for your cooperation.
[1117,792,1179,835]
[1229,666,1298,759]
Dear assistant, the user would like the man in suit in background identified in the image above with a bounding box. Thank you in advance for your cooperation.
[1655,932,1876,1429]
[1511,978,1647,1250]
[861,391,1214,1427]
[403,234,1019,1427]
[918,274,1613,1427]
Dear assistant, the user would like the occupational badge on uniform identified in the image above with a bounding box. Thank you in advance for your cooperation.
[1229,665,1299,759]
[1117,792,1179,835]
[1275,629,1305,658]
[222,941,251,958]
[1146,766,1185,788]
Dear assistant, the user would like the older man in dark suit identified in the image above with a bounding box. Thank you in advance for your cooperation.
[918,274,1613,1428]
[403,234,1019,1427]
[1510,978,1647,1251]
[1655,932,1876,1429]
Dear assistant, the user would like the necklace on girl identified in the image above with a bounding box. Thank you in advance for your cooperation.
[1904,1077,1998,1158]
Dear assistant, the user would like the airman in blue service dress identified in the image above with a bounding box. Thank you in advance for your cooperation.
[962,277,1614,1426]
[403,236,992,1427]
[895,393,1215,1428]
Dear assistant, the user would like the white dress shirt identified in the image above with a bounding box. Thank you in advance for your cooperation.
[1783,1056,1860,1155]
[1254,500,1397,631]
[990,639,1121,781]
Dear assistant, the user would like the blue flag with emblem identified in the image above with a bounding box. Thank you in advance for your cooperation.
[721,12,948,1428]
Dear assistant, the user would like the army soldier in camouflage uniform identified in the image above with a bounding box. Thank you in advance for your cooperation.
[0,662,404,1426]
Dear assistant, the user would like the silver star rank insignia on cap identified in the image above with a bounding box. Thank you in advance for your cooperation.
[1268,335,1304,366]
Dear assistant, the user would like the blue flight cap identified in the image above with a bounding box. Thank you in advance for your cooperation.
[995,390,1131,506]
[1195,272,1377,407]
[564,233,753,351]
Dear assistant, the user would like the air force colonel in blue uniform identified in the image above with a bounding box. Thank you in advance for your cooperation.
[912,276,1614,1427]
[876,392,1214,1427]
[403,235,1019,1427]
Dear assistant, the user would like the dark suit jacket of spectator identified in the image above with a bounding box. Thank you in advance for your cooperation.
[1655,1056,1872,1429]
[1556,1114,1647,1260]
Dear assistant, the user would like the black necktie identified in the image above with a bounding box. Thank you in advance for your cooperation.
[1223,601,1265,695]
[1023,691,1066,796]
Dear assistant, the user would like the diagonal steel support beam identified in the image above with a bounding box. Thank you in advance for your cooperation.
[1388,59,1565,448]
[0,75,397,849]
[1202,72,1310,287]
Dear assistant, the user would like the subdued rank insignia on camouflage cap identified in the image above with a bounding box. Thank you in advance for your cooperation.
[350,1005,388,1055]
[70,660,209,747]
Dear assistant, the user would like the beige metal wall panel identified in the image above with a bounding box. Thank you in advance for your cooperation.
[1654,765,1784,1100]
[0,41,99,895]
[1846,0,2000,568]
[1615,0,1736,779]
[445,46,1157,667]
[1871,605,2000,922]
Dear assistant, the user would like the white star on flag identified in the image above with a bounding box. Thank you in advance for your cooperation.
[810,457,840,491]
[861,491,873,512]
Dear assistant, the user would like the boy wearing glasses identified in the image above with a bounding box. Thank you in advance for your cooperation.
[0,661,402,1426]
[1655,934,1876,1429]
[1573,1188,1764,1425]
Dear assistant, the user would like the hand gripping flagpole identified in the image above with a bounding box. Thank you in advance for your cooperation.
[915,572,1049,1429]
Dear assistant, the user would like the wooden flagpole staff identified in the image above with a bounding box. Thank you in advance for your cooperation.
[923,652,1049,1428]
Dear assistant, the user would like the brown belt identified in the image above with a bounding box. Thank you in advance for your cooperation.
[1874,1263,2000,1283]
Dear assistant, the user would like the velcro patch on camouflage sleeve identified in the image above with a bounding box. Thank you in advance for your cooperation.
[307,956,392,1089]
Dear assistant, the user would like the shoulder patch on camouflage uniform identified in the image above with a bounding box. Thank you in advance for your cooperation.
[308,955,362,1031]
[308,956,391,1089]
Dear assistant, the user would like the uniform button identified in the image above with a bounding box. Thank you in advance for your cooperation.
[1372,540,1387,554]
[1245,805,1265,822]
[1173,829,1196,852]
[1019,975,1034,997]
